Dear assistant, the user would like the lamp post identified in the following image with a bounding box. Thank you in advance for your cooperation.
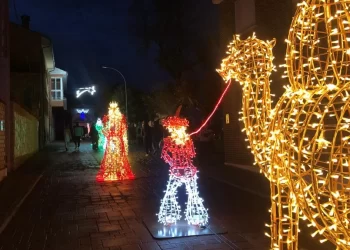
[101,66,128,122]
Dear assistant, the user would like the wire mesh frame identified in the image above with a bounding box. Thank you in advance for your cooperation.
[217,0,350,249]
[283,0,350,248]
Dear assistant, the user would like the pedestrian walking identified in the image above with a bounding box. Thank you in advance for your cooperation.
[148,120,155,153]
[64,125,72,151]
[129,123,137,144]
[136,122,143,146]
[73,122,84,150]
[152,118,163,154]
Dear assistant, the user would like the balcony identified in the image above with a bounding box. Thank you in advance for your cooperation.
[51,97,67,110]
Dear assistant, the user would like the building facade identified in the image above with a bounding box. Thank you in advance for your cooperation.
[49,67,68,141]
[214,0,296,171]
[0,0,11,181]
[41,36,55,146]
[9,17,57,169]
[0,12,69,181]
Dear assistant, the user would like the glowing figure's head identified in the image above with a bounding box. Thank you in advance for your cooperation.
[162,116,190,145]
[108,102,122,122]
[96,118,103,127]
[217,33,276,83]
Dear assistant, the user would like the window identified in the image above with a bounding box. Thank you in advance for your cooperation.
[51,78,63,100]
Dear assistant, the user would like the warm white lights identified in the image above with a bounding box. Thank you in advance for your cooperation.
[217,0,350,249]
[96,102,134,181]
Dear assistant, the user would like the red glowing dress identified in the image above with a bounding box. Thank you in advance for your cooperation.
[96,111,134,182]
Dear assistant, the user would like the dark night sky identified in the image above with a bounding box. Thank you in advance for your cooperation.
[9,0,218,94]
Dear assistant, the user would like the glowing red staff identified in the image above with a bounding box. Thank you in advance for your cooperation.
[190,79,231,136]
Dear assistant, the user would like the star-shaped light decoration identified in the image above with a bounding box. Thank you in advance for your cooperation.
[76,86,96,98]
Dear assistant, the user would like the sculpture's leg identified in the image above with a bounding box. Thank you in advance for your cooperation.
[184,174,209,226]
[270,182,299,250]
[286,190,299,250]
[157,175,182,225]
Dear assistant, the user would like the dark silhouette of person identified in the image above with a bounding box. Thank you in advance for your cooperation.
[143,120,153,156]
[73,122,84,149]
[153,118,163,152]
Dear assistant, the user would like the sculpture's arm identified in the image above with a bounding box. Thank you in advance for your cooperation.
[185,139,196,159]
[161,138,173,166]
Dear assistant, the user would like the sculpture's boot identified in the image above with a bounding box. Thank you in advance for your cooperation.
[157,175,182,225]
[184,175,209,226]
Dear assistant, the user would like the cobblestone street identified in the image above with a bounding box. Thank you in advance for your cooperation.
[0,142,332,250]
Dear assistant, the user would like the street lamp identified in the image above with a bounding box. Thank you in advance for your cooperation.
[101,66,128,122]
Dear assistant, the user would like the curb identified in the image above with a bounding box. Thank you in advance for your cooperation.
[0,174,43,235]
[203,172,269,199]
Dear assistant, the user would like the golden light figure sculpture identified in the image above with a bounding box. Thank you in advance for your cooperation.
[96,102,134,182]
[217,0,350,249]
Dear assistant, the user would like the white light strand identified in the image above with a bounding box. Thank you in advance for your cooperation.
[157,116,209,226]
[76,109,89,113]
[76,86,96,98]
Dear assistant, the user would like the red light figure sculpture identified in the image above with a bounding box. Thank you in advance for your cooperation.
[157,107,208,226]
[96,102,134,182]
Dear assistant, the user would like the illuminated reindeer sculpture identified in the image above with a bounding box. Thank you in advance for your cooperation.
[217,0,350,249]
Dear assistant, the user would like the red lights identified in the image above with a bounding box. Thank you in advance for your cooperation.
[157,115,208,226]
[96,103,135,182]
[190,79,231,136]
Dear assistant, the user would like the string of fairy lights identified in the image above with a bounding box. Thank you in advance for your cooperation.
[95,118,106,150]
[93,2,350,248]
[217,0,350,249]
[282,0,350,248]
[96,102,134,182]
[157,115,209,226]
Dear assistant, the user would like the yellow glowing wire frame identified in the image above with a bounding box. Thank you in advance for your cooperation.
[107,102,128,154]
[217,1,350,249]
[99,102,131,181]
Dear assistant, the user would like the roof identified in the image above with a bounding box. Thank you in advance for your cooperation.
[10,22,56,71]
[41,36,55,71]
[50,67,68,75]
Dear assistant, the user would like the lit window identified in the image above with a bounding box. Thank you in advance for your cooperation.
[51,78,63,100]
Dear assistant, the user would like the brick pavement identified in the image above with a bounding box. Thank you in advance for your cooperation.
[0,147,51,232]
[0,142,333,250]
